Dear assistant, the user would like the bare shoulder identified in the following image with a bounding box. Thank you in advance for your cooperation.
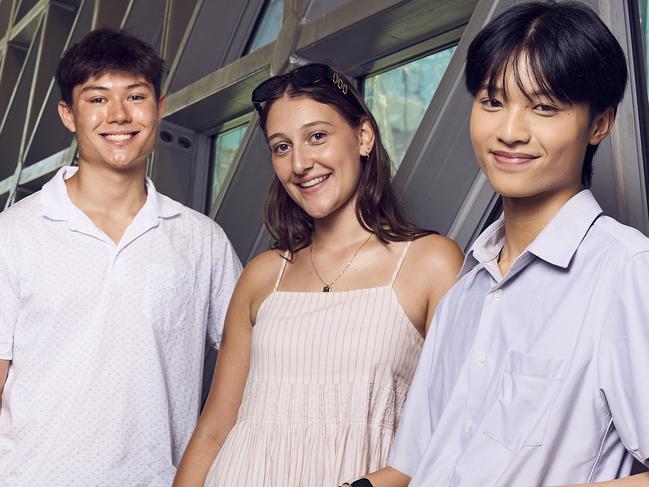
[394,234,463,335]
[238,249,285,293]
[235,249,286,322]
[408,233,464,276]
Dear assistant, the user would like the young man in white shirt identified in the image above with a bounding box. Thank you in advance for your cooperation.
[350,2,649,487]
[0,29,241,486]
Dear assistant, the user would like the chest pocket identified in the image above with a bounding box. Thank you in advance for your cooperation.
[482,350,568,452]
[141,263,193,332]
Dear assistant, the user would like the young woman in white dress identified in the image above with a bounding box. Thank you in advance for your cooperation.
[173,63,463,487]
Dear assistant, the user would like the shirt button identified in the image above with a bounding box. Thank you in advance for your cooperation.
[494,289,503,300]
[465,420,473,431]
[478,353,487,364]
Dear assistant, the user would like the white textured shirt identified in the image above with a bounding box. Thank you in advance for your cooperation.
[389,190,649,486]
[0,166,241,486]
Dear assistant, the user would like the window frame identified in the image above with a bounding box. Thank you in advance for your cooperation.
[243,0,284,55]
[206,113,253,214]
[629,0,649,213]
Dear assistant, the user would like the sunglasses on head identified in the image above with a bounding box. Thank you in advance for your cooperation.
[251,63,361,113]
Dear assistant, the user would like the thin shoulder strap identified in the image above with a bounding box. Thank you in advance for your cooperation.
[390,240,413,286]
[273,251,290,291]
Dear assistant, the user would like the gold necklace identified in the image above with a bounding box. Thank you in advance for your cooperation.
[309,234,373,292]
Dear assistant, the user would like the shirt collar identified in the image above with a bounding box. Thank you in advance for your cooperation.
[461,190,603,276]
[460,215,505,277]
[40,166,181,222]
[527,190,602,267]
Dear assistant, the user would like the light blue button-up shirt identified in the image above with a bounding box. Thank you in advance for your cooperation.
[388,190,649,486]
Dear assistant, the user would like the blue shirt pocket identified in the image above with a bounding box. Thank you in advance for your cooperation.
[482,350,568,452]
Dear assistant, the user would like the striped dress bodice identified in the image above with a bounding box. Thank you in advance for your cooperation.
[205,241,424,487]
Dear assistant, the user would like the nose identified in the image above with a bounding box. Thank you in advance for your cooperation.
[497,107,530,146]
[291,145,314,175]
[106,99,131,124]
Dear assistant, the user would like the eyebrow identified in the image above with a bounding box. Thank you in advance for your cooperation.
[480,84,503,93]
[301,120,334,129]
[79,82,152,94]
[267,120,334,142]
[479,84,555,100]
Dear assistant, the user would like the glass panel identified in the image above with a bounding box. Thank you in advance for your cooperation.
[364,46,457,172]
[209,124,248,211]
[304,0,352,21]
[643,0,649,98]
[245,0,284,54]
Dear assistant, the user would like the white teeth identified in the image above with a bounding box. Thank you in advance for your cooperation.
[104,133,134,141]
[299,175,328,188]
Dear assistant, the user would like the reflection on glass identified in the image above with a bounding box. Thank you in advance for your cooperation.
[364,46,456,172]
[246,0,284,54]
[303,0,352,21]
[209,124,248,211]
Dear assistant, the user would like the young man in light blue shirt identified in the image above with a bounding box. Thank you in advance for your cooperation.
[354,2,649,487]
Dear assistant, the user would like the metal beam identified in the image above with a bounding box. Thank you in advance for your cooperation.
[163,43,272,131]
[296,0,476,73]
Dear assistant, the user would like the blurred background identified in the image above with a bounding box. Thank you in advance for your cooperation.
[0,0,647,262]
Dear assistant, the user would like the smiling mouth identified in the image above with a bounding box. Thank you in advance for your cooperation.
[101,132,139,142]
[491,151,539,165]
[298,174,330,189]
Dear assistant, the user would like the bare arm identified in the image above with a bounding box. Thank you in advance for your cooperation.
[550,473,649,487]
[364,466,410,486]
[0,359,9,409]
[354,469,649,487]
[394,234,463,337]
[421,235,463,335]
[339,466,410,486]
[173,253,278,486]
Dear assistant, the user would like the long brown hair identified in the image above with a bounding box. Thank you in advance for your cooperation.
[257,63,433,258]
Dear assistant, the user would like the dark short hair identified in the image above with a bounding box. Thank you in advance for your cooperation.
[55,28,165,106]
[465,1,628,188]
[255,63,432,257]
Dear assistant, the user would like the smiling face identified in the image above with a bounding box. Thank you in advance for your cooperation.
[57,70,165,173]
[265,94,373,221]
[470,56,613,204]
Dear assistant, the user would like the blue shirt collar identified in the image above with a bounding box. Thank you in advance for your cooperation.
[461,190,603,276]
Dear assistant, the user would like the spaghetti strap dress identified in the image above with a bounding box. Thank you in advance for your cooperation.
[204,241,423,486]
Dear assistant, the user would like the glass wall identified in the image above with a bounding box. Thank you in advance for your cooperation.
[363,46,456,172]
[245,0,284,54]
[209,124,248,211]
[643,0,649,97]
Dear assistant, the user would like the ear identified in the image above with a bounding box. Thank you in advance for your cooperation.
[588,106,615,146]
[156,94,166,121]
[358,117,375,157]
[57,101,76,133]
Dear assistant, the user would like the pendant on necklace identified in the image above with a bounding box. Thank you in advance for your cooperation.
[323,285,331,292]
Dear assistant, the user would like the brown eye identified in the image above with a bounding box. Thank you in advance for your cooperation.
[533,103,558,114]
[481,98,502,109]
[272,142,290,155]
[309,132,327,143]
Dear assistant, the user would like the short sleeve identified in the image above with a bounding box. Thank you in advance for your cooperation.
[598,252,649,467]
[387,311,439,476]
[0,230,19,360]
[206,224,242,350]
